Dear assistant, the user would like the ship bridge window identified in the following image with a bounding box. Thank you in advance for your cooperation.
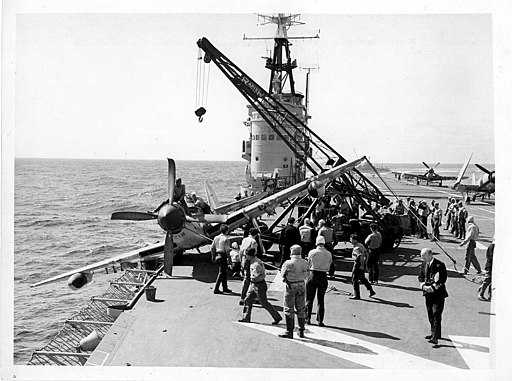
[261,134,267,140]
[253,134,259,140]
[269,134,275,140]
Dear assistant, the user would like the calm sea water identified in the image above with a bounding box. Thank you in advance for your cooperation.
[13,158,492,364]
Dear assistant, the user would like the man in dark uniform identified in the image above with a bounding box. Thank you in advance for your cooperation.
[418,248,448,347]
[279,217,301,266]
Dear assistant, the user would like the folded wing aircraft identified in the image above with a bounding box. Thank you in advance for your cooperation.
[451,153,495,202]
[31,156,365,289]
[392,161,464,186]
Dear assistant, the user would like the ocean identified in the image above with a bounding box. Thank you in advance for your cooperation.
[12,158,493,364]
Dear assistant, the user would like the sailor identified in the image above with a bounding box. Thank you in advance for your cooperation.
[152,178,190,214]
[279,217,301,266]
[317,219,337,277]
[238,247,282,325]
[235,192,242,201]
[305,236,332,327]
[278,245,309,339]
[365,223,382,284]
[459,216,482,275]
[394,199,405,215]
[349,234,375,300]
[211,224,232,294]
[299,218,314,259]
[191,192,211,214]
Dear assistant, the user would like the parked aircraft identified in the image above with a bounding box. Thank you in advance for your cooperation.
[451,153,495,202]
[392,161,464,186]
[31,156,365,289]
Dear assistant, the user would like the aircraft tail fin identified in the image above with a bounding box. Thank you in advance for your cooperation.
[454,153,472,188]
[204,181,221,213]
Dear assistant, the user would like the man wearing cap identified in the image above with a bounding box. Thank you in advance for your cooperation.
[418,248,448,347]
[365,224,383,284]
[279,217,301,266]
[460,216,482,275]
[238,247,282,325]
[349,234,375,300]
[306,235,332,327]
[278,245,309,339]
[431,202,443,241]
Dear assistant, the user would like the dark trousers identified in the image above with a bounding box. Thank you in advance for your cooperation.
[242,281,281,322]
[433,220,441,239]
[425,296,445,340]
[214,257,229,292]
[300,242,313,259]
[352,269,373,298]
[367,249,380,283]
[306,271,328,324]
[458,220,466,239]
[479,272,492,298]
[420,216,428,238]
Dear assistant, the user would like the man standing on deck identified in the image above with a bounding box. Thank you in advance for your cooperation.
[478,236,494,301]
[279,217,301,266]
[418,248,448,347]
[457,201,468,240]
[349,234,375,300]
[278,245,309,339]
[306,236,332,327]
[459,216,482,275]
[239,228,259,304]
[238,248,282,325]
[299,218,314,259]
[317,219,337,278]
[211,224,232,295]
[365,224,383,284]
[431,202,442,241]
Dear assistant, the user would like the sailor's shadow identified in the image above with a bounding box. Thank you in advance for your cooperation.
[357,297,414,308]
[319,325,401,341]
[301,335,378,355]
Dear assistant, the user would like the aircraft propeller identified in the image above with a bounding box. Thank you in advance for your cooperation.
[111,158,227,276]
[475,163,495,185]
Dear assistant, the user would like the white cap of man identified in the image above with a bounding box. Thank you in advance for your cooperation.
[316,236,325,246]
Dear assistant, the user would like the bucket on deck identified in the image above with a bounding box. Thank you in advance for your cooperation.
[145,286,156,301]
[107,305,125,318]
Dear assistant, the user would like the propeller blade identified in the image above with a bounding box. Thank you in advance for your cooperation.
[168,158,176,204]
[475,163,492,175]
[111,211,157,220]
[422,162,430,169]
[434,162,440,168]
[185,214,228,224]
[164,231,174,276]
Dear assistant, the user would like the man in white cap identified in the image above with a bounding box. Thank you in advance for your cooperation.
[460,216,482,275]
[278,245,309,339]
[305,235,332,327]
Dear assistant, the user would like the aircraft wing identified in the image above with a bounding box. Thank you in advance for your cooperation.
[392,172,425,179]
[222,157,366,228]
[213,192,269,214]
[30,241,164,287]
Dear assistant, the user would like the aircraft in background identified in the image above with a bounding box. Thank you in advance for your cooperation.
[392,161,465,186]
[451,153,495,203]
[31,156,365,289]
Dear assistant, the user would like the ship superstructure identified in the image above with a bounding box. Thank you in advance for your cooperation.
[241,14,317,191]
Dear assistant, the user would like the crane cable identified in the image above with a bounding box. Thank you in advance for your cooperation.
[362,157,472,275]
[195,49,210,122]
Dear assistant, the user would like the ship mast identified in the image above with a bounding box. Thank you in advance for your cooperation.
[243,14,319,97]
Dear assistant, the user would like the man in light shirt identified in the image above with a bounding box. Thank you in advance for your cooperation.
[459,216,482,275]
[279,245,309,339]
[238,248,282,325]
[305,236,332,327]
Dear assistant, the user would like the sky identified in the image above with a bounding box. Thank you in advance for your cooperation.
[11,10,497,164]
